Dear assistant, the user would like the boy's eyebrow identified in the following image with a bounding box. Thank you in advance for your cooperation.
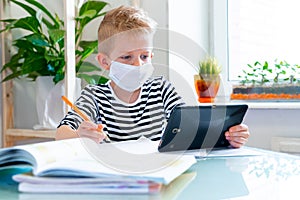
[127,48,153,53]
[116,50,151,56]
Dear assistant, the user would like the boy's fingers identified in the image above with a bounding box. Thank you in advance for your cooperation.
[226,131,249,139]
[81,121,98,129]
[79,122,110,142]
[229,124,248,132]
[97,124,103,132]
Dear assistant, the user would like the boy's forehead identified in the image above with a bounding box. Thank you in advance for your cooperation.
[109,32,153,58]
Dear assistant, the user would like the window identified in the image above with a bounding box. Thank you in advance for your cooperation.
[228,0,300,81]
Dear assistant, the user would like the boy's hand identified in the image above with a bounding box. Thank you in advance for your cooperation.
[225,124,250,148]
[76,121,107,143]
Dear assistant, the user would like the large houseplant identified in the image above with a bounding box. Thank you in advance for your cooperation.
[0,0,109,84]
[0,0,109,129]
[194,56,222,103]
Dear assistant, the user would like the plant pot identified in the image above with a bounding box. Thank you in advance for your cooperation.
[194,74,221,103]
[13,78,39,129]
[33,76,82,130]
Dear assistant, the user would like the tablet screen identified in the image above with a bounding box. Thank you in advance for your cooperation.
[158,104,248,152]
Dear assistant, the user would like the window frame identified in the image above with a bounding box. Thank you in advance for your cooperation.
[211,0,300,108]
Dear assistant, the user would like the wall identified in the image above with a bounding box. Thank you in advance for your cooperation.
[168,0,210,105]
[139,0,169,78]
[244,108,300,150]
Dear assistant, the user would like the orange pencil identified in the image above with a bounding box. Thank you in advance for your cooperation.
[61,95,110,142]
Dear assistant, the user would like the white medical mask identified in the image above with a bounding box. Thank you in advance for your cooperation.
[108,61,154,92]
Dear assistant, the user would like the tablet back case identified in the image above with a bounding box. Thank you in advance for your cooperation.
[158,104,248,152]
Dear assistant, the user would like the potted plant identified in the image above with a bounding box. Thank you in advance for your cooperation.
[231,59,300,100]
[0,0,109,129]
[0,0,109,84]
[194,56,222,103]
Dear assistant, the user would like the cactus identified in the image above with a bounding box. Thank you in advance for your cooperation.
[198,57,222,75]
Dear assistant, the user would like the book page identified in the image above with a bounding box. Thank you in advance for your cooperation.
[16,138,95,172]
[15,137,196,185]
[13,173,162,194]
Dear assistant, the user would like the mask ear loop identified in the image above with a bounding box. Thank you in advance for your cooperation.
[105,55,115,68]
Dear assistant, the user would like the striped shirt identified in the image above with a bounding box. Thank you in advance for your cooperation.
[58,76,184,141]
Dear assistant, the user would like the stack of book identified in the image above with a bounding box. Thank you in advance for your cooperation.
[0,137,196,194]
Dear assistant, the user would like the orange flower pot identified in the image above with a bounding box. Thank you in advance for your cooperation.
[194,74,220,103]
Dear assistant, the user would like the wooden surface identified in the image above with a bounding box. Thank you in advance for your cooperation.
[3,129,56,147]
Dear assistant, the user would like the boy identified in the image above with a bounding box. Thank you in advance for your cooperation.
[56,5,249,148]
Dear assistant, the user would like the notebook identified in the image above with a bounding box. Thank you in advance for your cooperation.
[158,104,248,152]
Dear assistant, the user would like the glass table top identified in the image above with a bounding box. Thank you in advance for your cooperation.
[1,147,299,200]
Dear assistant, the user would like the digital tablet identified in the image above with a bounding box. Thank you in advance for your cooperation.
[158,104,248,152]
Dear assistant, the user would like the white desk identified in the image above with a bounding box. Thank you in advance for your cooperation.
[1,147,300,200]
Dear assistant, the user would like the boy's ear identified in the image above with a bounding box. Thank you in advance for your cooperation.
[96,53,111,70]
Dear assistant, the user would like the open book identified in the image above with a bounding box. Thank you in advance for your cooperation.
[13,173,163,194]
[0,137,196,194]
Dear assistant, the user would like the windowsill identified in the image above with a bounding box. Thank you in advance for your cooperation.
[230,100,300,109]
[202,97,300,109]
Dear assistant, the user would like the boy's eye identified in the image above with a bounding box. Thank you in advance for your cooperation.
[120,55,131,60]
[141,54,149,60]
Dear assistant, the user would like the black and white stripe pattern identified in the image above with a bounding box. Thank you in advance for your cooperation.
[58,76,184,141]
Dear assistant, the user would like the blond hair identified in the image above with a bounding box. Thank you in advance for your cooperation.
[98,6,157,54]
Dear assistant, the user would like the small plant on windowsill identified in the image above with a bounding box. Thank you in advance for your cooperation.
[0,0,109,85]
[194,56,222,103]
[231,59,300,100]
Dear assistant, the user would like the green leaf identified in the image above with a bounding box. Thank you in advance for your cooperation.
[48,29,65,44]
[79,40,98,49]
[263,61,268,69]
[275,64,280,69]
[78,10,97,19]
[254,61,261,66]
[77,1,108,27]
[1,71,23,82]
[26,33,49,47]
[77,73,97,84]
[13,17,40,33]
[77,61,101,73]
[0,19,17,23]
[22,56,47,74]
[0,19,17,33]
[78,47,96,61]
[1,56,22,73]
[24,0,60,28]
[77,73,108,84]
[14,38,39,51]
[53,72,65,84]
[79,1,108,16]
[10,0,37,17]
[44,54,64,62]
